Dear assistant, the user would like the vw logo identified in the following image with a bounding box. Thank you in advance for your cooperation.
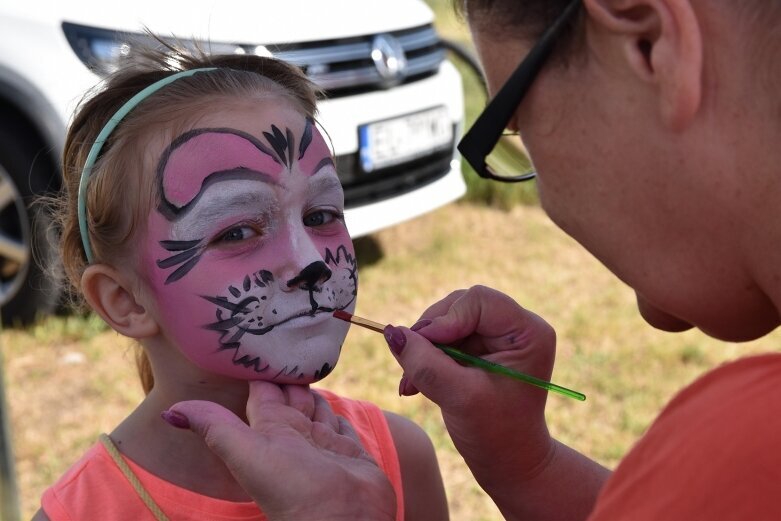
[371,34,407,86]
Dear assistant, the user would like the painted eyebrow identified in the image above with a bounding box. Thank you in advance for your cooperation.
[171,184,277,239]
[159,168,279,221]
[193,190,269,217]
[156,127,283,220]
[308,173,343,196]
[311,157,336,176]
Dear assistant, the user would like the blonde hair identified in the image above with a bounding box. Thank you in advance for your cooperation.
[53,43,320,393]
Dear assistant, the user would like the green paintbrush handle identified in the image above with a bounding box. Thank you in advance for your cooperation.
[434,343,586,401]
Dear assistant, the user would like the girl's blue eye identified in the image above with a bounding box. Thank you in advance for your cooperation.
[304,210,338,227]
[219,226,258,242]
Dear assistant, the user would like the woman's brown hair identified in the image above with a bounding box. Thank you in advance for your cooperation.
[456,0,781,47]
[53,42,320,394]
[456,0,579,41]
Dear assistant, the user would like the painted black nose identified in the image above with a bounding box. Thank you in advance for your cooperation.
[286,261,332,290]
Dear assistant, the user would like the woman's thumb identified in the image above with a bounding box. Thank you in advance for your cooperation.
[385,325,470,407]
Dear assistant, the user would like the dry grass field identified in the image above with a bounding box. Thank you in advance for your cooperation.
[4,202,780,520]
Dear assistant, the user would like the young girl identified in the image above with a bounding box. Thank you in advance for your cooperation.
[34,47,448,520]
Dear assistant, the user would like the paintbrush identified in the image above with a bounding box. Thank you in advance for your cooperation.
[333,309,586,401]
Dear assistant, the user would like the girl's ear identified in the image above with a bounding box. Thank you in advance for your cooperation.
[584,0,703,131]
[81,264,159,339]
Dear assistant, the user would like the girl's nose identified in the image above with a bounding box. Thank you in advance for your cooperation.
[276,217,328,292]
[286,261,332,291]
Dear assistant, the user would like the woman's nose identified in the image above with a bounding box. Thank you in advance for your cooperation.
[286,261,332,291]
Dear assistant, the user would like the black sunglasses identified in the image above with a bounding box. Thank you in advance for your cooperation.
[456,0,582,182]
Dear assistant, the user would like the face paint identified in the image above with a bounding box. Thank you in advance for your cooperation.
[143,107,357,383]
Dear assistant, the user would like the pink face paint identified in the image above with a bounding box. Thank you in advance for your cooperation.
[143,111,357,383]
[157,128,285,214]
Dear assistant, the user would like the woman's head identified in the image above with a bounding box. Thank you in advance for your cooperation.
[57,45,357,388]
[460,0,781,341]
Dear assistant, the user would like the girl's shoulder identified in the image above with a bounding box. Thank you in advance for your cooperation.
[40,441,129,520]
[41,436,264,521]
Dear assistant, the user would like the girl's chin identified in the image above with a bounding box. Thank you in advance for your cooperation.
[203,356,341,384]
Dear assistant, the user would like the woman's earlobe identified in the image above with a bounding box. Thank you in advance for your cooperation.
[585,0,703,130]
[81,264,159,339]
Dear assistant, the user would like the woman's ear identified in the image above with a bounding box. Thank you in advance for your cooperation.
[81,264,159,339]
[584,0,703,131]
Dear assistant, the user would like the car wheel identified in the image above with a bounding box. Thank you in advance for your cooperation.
[0,122,61,326]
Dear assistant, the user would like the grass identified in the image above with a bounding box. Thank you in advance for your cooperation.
[4,202,781,520]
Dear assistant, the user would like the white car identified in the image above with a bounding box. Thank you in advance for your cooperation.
[0,0,465,323]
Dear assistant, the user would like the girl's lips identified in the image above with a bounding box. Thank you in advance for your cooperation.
[264,307,334,329]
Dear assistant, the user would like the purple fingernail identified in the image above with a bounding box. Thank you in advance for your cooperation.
[400,378,417,397]
[161,410,190,430]
[410,319,432,332]
[398,376,407,396]
[384,324,407,356]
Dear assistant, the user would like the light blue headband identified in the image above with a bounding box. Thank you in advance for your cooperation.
[77,67,217,263]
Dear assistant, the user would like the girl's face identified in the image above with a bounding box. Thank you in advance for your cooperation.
[141,101,357,383]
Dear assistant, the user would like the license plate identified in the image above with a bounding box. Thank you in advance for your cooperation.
[359,106,452,172]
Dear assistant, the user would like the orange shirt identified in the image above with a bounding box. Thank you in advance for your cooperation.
[42,389,404,521]
[588,353,781,520]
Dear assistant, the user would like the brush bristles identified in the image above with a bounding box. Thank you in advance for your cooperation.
[332,310,386,333]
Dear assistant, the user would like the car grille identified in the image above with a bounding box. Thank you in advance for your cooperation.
[267,24,445,96]
[266,24,455,207]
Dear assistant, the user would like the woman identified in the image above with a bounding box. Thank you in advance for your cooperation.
[170,0,781,519]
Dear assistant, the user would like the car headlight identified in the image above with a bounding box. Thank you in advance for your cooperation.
[62,22,249,76]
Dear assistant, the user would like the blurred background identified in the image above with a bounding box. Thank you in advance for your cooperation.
[2,1,780,519]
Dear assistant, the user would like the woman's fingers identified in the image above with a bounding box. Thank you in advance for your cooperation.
[310,418,375,462]
[283,383,315,419]
[312,390,341,432]
[386,325,479,409]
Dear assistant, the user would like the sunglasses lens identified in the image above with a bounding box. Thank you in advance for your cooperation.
[484,132,535,181]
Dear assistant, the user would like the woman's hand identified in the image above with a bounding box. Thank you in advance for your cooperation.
[386,285,556,491]
[386,285,608,520]
[166,381,396,521]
